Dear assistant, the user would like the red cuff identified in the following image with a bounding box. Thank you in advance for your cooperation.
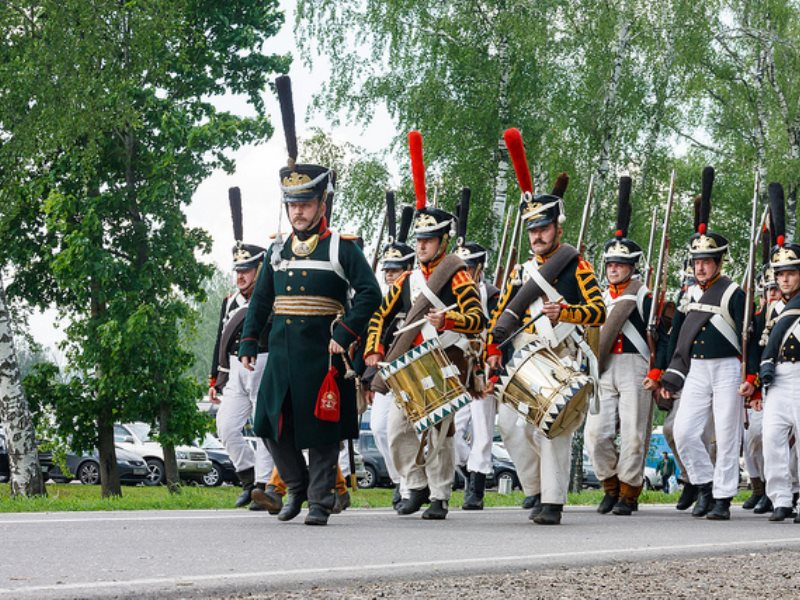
[209,376,217,388]
[746,373,757,385]
[441,317,456,331]
[647,368,663,383]
[487,343,502,358]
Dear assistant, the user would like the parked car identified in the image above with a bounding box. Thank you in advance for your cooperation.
[581,450,601,489]
[451,443,522,491]
[198,433,238,487]
[357,431,393,489]
[114,423,212,485]
[643,465,664,490]
[45,447,148,485]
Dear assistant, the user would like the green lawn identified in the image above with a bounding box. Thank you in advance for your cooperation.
[0,483,753,513]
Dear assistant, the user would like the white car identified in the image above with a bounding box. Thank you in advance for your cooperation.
[114,423,212,486]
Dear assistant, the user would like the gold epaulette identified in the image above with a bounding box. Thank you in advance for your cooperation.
[340,233,360,241]
[269,232,292,240]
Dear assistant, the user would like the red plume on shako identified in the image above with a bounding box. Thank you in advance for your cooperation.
[503,127,568,231]
[408,130,456,246]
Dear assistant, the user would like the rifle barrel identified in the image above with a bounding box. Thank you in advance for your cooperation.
[576,174,595,254]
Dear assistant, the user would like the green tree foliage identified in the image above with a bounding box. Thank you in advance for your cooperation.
[0,1,289,496]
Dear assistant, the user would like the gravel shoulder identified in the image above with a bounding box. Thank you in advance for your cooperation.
[222,549,800,600]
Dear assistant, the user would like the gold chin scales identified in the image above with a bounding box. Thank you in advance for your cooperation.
[292,234,319,257]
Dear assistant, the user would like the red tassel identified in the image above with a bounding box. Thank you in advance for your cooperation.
[408,131,427,210]
[698,223,707,235]
[503,128,533,194]
[778,234,786,246]
[315,366,341,422]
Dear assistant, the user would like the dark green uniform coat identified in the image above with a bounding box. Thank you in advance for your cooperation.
[239,232,381,449]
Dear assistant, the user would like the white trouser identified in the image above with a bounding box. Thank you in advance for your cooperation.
[673,357,742,498]
[498,402,582,504]
[388,400,454,501]
[743,407,764,480]
[763,363,800,508]
[585,353,651,486]
[498,403,539,495]
[663,394,715,481]
[370,392,401,483]
[454,397,496,475]
[217,353,273,483]
[338,445,351,478]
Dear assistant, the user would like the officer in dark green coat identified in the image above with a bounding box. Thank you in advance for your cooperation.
[239,163,381,526]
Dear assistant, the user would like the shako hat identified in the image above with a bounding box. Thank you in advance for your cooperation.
[602,176,642,265]
[408,131,456,239]
[688,166,729,259]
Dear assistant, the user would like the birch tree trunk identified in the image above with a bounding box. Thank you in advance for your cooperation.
[491,32,510,259]
[596,19,632,185]
[0,277,46,497]
[159,400,181,494]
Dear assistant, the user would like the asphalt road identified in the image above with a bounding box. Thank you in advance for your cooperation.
[2,504,800,599]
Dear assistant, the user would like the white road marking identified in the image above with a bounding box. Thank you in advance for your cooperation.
[2,535,799,595]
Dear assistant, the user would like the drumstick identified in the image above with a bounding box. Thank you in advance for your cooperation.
[393,303,458,336]
[496,296,564,350]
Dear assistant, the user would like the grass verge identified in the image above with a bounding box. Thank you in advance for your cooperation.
[0,483,753,513]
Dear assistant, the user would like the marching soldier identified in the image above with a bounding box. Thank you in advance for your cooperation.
[208,187,274,510]
[453,189,500,510]
[658,167,759,521]
[365,131,486,520]
[585,177,666,516]
[759,183,800,522]
[366,197,415,508]
[487,128,606,526]
[238,76,381,526]
[743,230,782,514]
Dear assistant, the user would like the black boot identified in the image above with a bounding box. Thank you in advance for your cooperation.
[250,484,283,515]
[742,477,765,510]
[769,506,796,522]
[422,499,449,520]
[706,497,732,520]
[332,490,351,514]
[235,467,255,508]
[612,482,642,516]
[527,494,543,518]
[462,472,486,510]
[396,487,430,515]
[754,495,774,514]
[304,504,330,526]
[692,482,713,517]
[391,484,402,510]
[277,491,307,522]
[533,503,562,525]
[522,495,538,510]
[676,481,698,511]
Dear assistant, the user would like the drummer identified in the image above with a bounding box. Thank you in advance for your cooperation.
[364,131,486,520]
[486,137,605,525]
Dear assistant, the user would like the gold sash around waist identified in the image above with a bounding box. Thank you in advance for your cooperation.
[273,295,344,317]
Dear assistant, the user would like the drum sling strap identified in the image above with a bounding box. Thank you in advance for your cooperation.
[491,244,579,345]
[661,276,736,393]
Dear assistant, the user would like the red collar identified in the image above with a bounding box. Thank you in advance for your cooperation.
[608,280,631,299]
[420,253,446,280]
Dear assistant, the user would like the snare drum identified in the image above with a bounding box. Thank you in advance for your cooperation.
[379,337,472,434]
[495,340,593,439]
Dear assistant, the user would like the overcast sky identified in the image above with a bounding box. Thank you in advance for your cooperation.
[27,0,398,355]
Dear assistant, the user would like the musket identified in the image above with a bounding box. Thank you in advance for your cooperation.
[643,206,659,289]
[369,209,388,273]
[493,207,514,288]
[741,170,763,384]
[576,174,596,255]
[500,208,522,292]
[647,170,676,371]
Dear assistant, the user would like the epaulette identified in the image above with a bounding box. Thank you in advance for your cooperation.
[269,232,292,240]
[340,233,360,241]
[577,258,595,273]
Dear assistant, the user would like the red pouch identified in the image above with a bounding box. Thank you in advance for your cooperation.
[315,366,340,422]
